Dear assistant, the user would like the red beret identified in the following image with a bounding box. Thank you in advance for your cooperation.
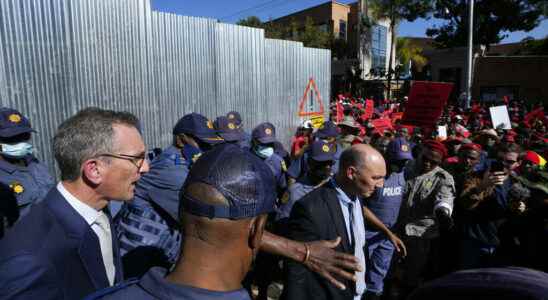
[424,140,448,158]
[459,143,482,153]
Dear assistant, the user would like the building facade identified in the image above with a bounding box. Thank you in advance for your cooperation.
[409,38,548,104]
[269,1,394,80]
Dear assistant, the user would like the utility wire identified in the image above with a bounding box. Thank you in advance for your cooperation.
[219,0,298,21]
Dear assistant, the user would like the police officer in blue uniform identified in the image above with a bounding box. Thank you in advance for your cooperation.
[250,122,287,195]
[214,116,245,146]
[364,137,411,300]
[227,111,251,148]
[85,144,276,300]
[287,120,342,181]
[114,113,223,278]
[0,108,54,218]
[277,140,336,221]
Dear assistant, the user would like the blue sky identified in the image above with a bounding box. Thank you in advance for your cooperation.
[152,0,547,43]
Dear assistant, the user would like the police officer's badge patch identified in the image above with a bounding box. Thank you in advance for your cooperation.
[8,114,21,123]
[228,123,236,130]
[322,145,330,152]
[10,182,24,194]
[401,144,409,152]
[265,128,272,135]
[207,120,214,129]
[424,180,433,190]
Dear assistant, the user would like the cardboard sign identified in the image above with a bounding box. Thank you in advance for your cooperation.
[401,81,453,128]
[437,125,447,140]
[364,99,374,120]
[298,78,324,117]
[489,105,511,129]
[371,118,393,134]
[310,114,325,129]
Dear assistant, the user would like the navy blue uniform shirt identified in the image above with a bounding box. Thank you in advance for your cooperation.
[85,267,251,300]
[0,154,54,217]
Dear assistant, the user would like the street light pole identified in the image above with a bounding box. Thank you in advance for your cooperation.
[465,0,474,109]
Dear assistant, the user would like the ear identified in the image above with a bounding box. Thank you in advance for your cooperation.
[81,158,103,185]
[249,215,267,251]
[346,166,356,181]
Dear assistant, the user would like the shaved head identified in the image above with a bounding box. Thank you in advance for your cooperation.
[339,144,386,173]
[337,144,387,198]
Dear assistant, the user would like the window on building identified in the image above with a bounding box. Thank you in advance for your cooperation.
[339,20,347,40]
[371,25,387,75]
[318,23,328,33]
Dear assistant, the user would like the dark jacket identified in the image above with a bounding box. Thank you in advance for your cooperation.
[0,188,123,300]
[282,181,362,300]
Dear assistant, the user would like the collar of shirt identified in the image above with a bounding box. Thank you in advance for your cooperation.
[57,182,100,226]
[330,178,358,206]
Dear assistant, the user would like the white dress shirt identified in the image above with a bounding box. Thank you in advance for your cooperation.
[57,182,116,285]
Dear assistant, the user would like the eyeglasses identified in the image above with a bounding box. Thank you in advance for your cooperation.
[503,159,517,165]
[98,153,146,169]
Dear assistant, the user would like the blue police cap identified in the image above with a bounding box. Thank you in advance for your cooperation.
[214,116,244,142]
[226,111,242,126]
[0,108,35,138]
[252,122,276,144]
[181,143,276,219]
[315,121,339,139]
[173,113,223,144]
[386,137,413,161]
[309,140,336,162]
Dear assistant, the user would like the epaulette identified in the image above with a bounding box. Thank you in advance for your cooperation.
[82,278,139,300]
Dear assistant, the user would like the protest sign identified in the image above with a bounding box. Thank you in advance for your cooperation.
[371,118,393,134]
[364,99,374,120]
[401,81,453,128]
[437,125,447,140]
[391,112,404,124]
[489,105,512,130]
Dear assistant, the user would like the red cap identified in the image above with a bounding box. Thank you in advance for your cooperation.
[459,143,482,153]
[424,140,448,158]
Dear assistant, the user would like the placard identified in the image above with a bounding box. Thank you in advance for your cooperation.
[489,105,511,130]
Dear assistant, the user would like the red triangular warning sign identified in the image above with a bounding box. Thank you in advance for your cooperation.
[298,78,324,117]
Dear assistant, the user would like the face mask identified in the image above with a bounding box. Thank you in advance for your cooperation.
[1,142,33,158]
[486,140,496,147]
[254,145,274,159]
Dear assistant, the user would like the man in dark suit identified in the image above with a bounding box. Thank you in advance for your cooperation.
[0,108,150,300]
[282,144,388,300]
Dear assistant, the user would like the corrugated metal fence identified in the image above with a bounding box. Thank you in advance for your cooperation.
[0,0,331,176]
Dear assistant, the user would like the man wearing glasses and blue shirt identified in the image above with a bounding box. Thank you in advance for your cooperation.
[0,107,151,300]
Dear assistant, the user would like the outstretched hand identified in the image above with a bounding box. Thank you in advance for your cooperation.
[387,232,407,257]
[303,237,363,290]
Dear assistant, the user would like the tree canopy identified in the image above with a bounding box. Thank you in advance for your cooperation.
[236,16,332,49]
[426,0,546,48]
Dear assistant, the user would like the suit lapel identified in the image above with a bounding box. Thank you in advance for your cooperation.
[324,185,352,253]
[45,188,110,289]
[79,230,110,288]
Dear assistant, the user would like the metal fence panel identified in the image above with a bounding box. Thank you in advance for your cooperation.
[0,0,331,177]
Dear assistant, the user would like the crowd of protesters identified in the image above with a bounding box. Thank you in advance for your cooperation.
[0,94,546,300]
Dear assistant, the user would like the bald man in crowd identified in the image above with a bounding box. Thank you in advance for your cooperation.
[283,144,388,300]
